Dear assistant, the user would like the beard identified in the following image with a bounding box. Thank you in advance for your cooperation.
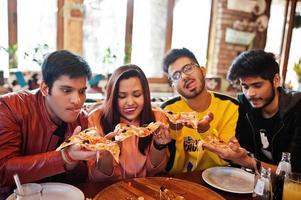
[249,87,276,109]
[261,87,276,108]
[177,77,206,99]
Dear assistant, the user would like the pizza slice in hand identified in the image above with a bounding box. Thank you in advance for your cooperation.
[113,122,162,142]
[197,135,229,150]
[199,136,248,163]
[164,110,213,132]
[56,128,98,150]
[56,128,120,162]
[167,111,199,129]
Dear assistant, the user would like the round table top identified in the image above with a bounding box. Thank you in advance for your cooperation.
[93,176,225,200]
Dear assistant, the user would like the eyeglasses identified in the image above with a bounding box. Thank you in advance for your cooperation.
[169,63,199,82]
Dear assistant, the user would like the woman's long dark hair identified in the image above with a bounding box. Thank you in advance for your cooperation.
[101,64,155,155]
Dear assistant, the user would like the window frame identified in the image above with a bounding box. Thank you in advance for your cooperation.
[5,0,214,82]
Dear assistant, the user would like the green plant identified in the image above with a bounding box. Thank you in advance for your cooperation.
[24,43,49,67]
[0,44,18,69]
[293,59,301,83]
[102,47,117,65]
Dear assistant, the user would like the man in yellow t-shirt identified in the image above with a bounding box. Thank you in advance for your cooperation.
[161,48,238,174]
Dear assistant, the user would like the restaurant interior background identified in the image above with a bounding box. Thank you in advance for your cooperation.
[0,0,301,106]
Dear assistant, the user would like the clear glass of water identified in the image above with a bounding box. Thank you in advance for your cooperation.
[14,183,42,200]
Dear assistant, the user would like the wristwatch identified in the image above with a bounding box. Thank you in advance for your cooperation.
[153,141,168,151]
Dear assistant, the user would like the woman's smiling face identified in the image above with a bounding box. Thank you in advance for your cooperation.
[117,77,145,122]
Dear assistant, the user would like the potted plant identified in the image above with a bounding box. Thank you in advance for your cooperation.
[0,44,18,69]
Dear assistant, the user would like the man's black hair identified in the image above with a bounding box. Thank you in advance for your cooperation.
[227,49,279,83]
[42,50,92,93]
[162,48,199,73]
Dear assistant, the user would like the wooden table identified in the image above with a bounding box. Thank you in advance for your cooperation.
[75,171,252,200]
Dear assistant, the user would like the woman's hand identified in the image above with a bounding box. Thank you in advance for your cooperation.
[153,124,171,146]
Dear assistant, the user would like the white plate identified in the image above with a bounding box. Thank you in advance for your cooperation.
[202,166,255,194]
[7,182,85,200]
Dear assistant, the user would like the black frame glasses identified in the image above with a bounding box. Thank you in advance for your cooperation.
[169,63,199,82]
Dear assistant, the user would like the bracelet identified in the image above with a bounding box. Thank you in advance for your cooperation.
[246,151,261,171]
[256,159,261,171]
[61,149,77,165]
[153,141,168,151]
[65,150,76,163]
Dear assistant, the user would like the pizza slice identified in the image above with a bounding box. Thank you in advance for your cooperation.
[113,122,162,141]
[164,111,199,129]
[83,142,120,163]
[56,128,100,151]
[113,123,138,141]
[56,128,121,162]
[145,122,162,133]
[197,135,229,150]
[135,122,162,137]
[55,135,82,150]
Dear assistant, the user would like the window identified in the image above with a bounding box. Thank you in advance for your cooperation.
[131,0,168,77]
[17,0,57,72]
[286,2,301,90]
[0,0,9,78]
[83,0,126,75]
[266,1,301,90]
[172,0,211,66]
[265,0,286,57]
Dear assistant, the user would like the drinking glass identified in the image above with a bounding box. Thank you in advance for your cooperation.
[282,172,301,200]
[14,183,42,200]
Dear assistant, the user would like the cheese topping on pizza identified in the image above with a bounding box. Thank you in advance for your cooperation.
[114,122,162,142]
[197,135,229,150]
[164,111,199,129]
[56,128,120,162]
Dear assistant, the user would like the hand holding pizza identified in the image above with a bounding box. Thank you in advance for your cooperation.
[200,136,249,164]
[113,122,163,142]
[59,126,97,169]
[153,124,171,146]
[166,111,214,133]
[56,126,120,163]
[64,126,97,158]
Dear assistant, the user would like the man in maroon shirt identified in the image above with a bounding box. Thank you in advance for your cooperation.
[0,50,96,199]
